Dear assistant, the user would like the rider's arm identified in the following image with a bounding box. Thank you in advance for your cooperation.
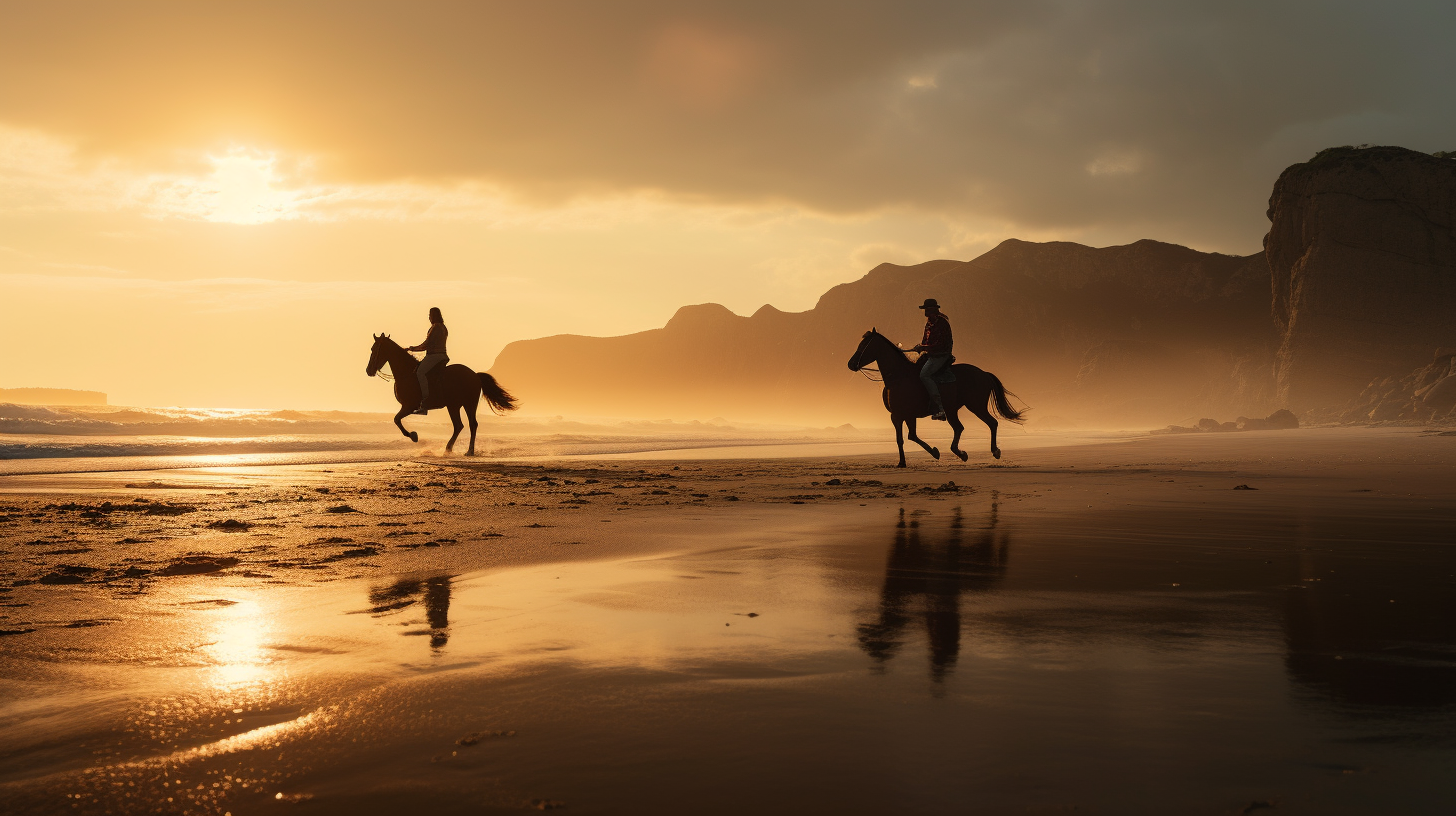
[405,326,431,352]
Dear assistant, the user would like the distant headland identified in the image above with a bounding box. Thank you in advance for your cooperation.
[0,388,107,406]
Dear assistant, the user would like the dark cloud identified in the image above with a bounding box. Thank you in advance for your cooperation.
[2,1,1453,247]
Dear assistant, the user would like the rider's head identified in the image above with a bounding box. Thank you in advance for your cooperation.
[919,298,941,316]
[429,307,443,324]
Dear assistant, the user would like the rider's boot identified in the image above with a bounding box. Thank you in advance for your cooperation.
[930,397,947,422]
[413,389,429,415]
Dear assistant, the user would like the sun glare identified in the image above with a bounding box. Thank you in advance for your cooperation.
[198,149,301,225]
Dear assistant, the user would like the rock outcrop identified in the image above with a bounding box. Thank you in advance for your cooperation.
[1265,146,1456,412]
[1332,349,1456,423]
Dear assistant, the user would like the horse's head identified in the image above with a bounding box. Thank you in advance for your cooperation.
[848,328,881,371]
[366,333,393,377]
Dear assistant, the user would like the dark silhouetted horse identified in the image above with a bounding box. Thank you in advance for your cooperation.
[847,329,1024,467]
[366,334,517,455]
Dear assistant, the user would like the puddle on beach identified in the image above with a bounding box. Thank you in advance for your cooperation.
[1,499,1453,815]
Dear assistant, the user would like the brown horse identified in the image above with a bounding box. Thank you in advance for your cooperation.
[365,334,518,455]
[847,329,1025,467]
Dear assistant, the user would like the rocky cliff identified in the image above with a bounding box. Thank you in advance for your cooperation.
[490,240,1278,425]
[1265,146,1456,412]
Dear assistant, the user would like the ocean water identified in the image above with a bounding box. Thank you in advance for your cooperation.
[0,402,900,475]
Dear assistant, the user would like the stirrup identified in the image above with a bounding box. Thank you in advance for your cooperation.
[931,409,947,421]
[413,406,429,415]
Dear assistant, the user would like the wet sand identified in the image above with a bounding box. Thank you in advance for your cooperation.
[1,427,1454,814]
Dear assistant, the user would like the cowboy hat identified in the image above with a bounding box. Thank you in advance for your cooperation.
[918,298,941,310]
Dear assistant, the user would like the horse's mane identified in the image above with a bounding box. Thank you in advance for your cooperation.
[868,329,914,358]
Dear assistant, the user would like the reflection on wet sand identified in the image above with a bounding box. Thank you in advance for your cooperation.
[1283,546,1456,710]
[368,574,452,649]
[857,500,1008,681]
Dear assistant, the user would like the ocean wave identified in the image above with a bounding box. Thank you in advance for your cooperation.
[0,403,394,437]
[0,434,418,460]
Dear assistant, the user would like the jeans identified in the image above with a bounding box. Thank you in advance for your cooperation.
[919,353,952,407]
[417,353,448,401]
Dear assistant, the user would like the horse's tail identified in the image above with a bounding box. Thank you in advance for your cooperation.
[987,373,1027,422]
[478,373,519,414]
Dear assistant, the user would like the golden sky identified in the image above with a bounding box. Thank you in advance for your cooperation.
[2,2,1453,409]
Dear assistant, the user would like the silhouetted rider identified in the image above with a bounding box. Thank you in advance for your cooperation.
[407,307,448,415]
[911,298,952,421]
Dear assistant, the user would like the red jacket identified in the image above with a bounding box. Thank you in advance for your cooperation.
[921,312,953,355]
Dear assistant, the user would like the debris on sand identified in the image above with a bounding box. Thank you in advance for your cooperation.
[0,628,35,636]
[207,519,251,531]
[1233,484,1259,490]
[39,565,98,584]
[457,730,516,745]
[326,504,359,513]
[156,556,241,576]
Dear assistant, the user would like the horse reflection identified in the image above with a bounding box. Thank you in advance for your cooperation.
[857,502,1008,681]
[369,575,452,649]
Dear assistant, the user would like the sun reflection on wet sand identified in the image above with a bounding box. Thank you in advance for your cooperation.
[199,596,274,688]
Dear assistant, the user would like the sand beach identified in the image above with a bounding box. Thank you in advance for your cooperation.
[2,427,1454,814]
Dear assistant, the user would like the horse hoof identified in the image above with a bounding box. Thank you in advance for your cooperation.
[992,447,1001,460]
[896,462,907,468]
[955,449,968,462]
[930,447,940,460]
[409,432,419,443]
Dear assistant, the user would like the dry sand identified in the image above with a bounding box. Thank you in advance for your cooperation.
[1,427,1454,814]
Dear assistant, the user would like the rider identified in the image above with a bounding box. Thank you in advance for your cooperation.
[910,298,953,421]
[406,307,448,415]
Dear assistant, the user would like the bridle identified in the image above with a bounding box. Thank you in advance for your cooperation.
[368,336,397,382]
[852,331,912,383]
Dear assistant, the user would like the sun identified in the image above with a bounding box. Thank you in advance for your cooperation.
[199,148,302,225]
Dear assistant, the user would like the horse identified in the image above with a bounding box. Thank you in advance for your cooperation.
[847,329,1025,467]
[365,334,518,455]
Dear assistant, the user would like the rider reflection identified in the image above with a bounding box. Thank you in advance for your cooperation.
[857,500,1008,682]
[369,574,453,650]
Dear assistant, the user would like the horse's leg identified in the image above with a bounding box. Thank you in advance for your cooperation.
[444,405,463,453]
[970,402,1000,459]
[894,417,907,468]
[906,417,940,460]
[464,399,479,456]
[947,408,968,462]
[393,406,419,444]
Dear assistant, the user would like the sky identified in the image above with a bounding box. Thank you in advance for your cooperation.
[2,1,1454,410]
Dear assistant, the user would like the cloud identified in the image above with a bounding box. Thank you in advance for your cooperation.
[2,1,1454,251]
